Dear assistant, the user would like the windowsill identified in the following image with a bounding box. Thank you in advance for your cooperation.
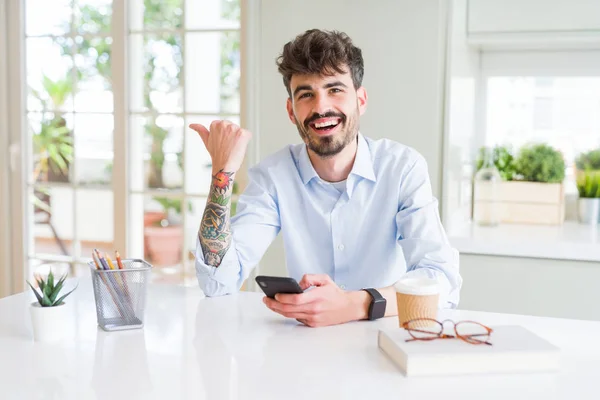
[448,221,600,262]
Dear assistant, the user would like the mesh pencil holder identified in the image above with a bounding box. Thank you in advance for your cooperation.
[89,259,152,331]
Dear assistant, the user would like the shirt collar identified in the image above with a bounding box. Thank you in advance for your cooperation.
[296,132,376,185]
[297,143,319,185]
[350,133,377,183]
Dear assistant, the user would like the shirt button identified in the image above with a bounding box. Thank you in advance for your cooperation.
[340,284,346,290]
[338,244,345,250]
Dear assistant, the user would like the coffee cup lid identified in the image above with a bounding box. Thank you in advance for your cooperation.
[394,277,440,296]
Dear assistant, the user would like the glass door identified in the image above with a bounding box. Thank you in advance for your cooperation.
[14,0,241,289]
[24,0,115,278]
[127,0,241,285]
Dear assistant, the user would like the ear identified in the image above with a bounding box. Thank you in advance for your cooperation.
[357,86,368,116]
[286,97,297,124]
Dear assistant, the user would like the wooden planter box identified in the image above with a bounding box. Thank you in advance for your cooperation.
[474,181,565,225]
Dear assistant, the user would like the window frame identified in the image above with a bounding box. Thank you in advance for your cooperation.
[1,0,255,296]
[479,50,600,194]
[3,0,27,295]
[0,0,13,297]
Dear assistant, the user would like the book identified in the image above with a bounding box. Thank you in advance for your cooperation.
[378,325,560,377]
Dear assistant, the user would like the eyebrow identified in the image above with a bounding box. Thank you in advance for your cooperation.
[292,81,349,98]
[324,81,348,90]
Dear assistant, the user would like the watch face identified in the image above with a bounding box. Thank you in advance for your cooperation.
[372,298,386,320]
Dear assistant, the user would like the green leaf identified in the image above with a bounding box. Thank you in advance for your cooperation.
[53,284,78,306]
[475,145,516,181]
[50,274,68,303]
[56,273,67,288]
[212,194,229,207]
[27,281,44,306]
[47,270,54,289]
[576,170,600,198]
[36,276,45,293]
[43,280,52,298]
[49,279,65,304]
[32,195,51,213]
[41,291,53,307]
[48,147,68,173]
[42,277,54,307]
[514,144,565,183]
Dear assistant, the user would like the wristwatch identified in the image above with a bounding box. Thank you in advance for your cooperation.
[361,288,386,320]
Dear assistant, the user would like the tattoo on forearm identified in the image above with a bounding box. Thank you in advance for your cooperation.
[199,170,235,267]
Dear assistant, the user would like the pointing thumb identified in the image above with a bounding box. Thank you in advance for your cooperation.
[189,123,210,145]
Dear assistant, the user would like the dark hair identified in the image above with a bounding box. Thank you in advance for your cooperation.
[276,29,364,97]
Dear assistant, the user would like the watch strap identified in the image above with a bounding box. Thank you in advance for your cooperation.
[362,288,386,320]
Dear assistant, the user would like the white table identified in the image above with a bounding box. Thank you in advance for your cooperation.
[1,279,599,400]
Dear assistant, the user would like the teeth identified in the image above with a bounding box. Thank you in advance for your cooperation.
[314,120,339,129]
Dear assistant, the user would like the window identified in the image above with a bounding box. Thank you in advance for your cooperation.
[127,0,241,285]
[485,76,600,192]
[26,0,116,276]
[482,51,600,194]
[19,0,241,285]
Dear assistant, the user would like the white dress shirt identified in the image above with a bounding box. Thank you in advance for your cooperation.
[195,133,462,308]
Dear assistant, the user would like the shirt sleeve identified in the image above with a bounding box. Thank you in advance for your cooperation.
[195,165,281,296]
[395,154,463,309]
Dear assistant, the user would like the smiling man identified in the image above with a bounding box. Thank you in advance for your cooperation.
[190,29,462,327]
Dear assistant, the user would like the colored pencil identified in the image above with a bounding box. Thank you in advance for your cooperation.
[91,249,126,318]
[105,253,116,270]
[114,251,132,308]
[115,251,125,270]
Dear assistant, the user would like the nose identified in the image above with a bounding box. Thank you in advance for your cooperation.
[312,92,333,114]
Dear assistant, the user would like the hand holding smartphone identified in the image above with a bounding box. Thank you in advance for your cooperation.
[255,275,303,299]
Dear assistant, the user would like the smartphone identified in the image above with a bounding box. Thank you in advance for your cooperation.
[255,275,304,299]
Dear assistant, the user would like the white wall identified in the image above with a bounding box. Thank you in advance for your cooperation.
[467,0,600,34]
[466,0,600,50]
[254,0,450,277]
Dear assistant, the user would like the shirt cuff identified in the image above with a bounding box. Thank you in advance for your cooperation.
[194,235,243,296]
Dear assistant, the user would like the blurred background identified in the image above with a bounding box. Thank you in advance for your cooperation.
[2,0,241,287]
[1,0,599,321]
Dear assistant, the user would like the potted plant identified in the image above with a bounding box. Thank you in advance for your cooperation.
[475,145,517,181]
[27,269,77,342]
[513,143,566,184]
[30,75,75,251]
[575,149,600,171]
[473,143,566,225]
[144,197,192,266]
[31,74,74,184]
[575,149,600,224]
[576,170,600,224]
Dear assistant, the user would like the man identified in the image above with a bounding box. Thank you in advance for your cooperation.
[190,29,461,327]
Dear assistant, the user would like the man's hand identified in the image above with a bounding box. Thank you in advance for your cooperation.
[189,120,252,173]
[263,274,370,327]
[190,120,251,267]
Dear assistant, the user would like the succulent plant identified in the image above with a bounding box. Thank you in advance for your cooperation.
[27,269,77,307]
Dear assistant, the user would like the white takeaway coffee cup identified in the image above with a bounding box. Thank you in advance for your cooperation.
[394,277,440,328]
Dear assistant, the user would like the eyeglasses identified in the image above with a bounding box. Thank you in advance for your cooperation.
[401,318,493,346]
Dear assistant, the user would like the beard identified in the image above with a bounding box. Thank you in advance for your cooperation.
[294,108,359,158]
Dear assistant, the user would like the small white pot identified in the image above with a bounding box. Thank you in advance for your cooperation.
[578,198,600,224]
[29,302,68,342]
